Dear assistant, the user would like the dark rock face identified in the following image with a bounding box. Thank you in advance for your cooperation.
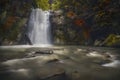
[0,0,32,45]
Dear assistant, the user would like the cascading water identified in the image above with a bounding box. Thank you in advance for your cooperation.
[27,8,52,46]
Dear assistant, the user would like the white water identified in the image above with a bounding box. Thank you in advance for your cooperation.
[27,8,52,46]
[102,60,120,68]
[101,53,120,68]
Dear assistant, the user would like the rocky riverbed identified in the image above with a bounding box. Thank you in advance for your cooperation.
[0,46,120,80]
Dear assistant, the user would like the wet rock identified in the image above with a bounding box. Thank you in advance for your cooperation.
[94,34,120,47]
[70,71,80,80]
[40,71,67,80]
[33,66,67,80]
[46,59,59,63]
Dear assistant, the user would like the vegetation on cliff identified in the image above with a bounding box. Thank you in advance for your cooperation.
[0,0,120,47]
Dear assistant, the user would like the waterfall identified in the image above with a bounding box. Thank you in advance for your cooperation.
[27,8,52,46]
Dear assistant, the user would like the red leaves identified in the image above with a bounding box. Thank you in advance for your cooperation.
[82,28,91,40]
[104,0,111,5]
[74,19,85,26]
[66,11,76,19]
[3,16,17,30]
[73,18,91,40]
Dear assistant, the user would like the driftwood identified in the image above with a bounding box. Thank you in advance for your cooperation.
[26,50,54,57]
[35,50,53,54]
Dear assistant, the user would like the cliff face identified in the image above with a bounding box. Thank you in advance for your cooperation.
[0,0,120,47]
[0,0,32,45]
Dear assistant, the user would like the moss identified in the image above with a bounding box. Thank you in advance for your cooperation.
[103,34,120,46]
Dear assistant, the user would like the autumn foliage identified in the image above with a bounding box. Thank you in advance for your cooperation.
[2,16,17,30]
[66,11,76,19]
[74,19,85,26]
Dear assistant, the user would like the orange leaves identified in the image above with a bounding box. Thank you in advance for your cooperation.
[99,0,111,8]
[74,18,91,40]
[104,0,111,4]
[82,28,91,40]
[66,11,76,19]
[3,16,17,30]
[74,19,85,26]
[66,11,86,27]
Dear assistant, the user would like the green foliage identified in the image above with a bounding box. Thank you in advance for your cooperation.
[34,0,61,10]
[103,34,120,46]
[34,0,50,10]
[51,0,61,10]
[8,18,27,41]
